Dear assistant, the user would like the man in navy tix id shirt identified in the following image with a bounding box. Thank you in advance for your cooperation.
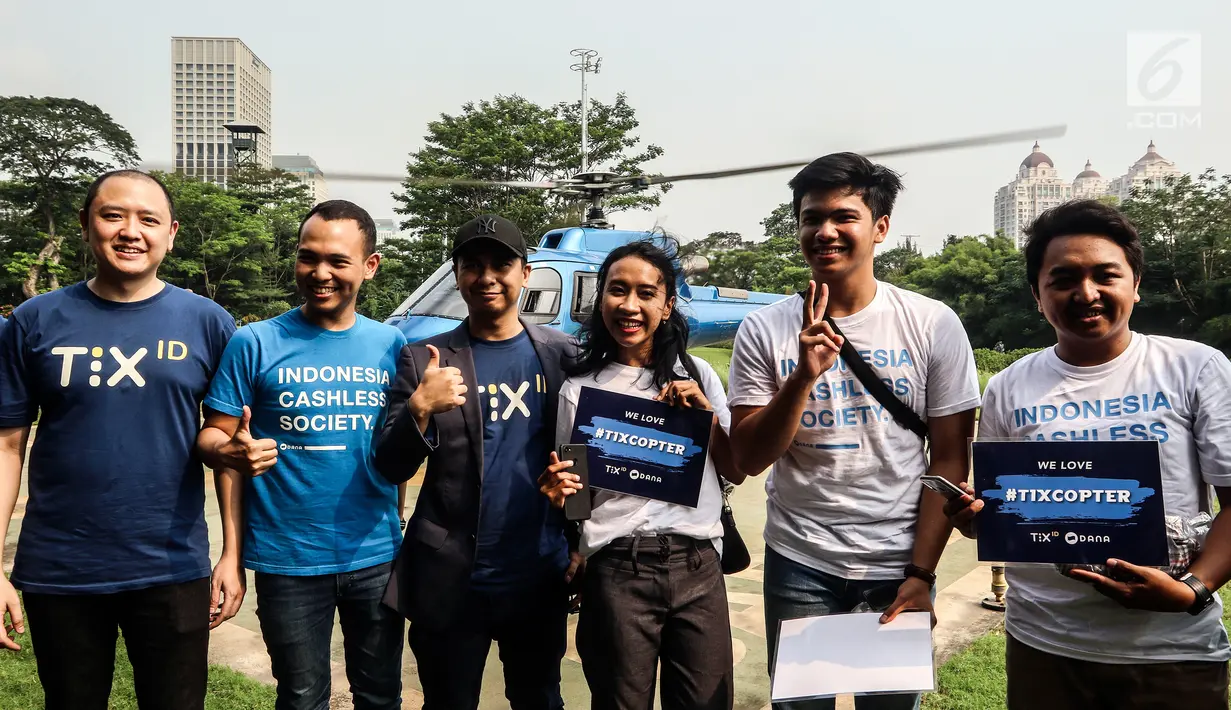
[0,170,239,710]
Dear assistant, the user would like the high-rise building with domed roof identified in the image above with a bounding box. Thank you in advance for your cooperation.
[1072,159,1108,200]
[992,141,1183,247]
[993,142,1073,247]
[1106,141,1182,204]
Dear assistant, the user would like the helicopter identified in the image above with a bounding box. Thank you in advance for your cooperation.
[380,170,790,346]
[323,124,1068,346]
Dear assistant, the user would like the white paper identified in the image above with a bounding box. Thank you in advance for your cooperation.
[770,612,935,701]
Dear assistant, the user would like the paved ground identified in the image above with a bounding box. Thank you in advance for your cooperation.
[4,434,1003,709]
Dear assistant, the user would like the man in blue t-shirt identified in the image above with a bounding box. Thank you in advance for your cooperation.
[198,200,407,710]
[0,170,238,710]
[374,214,579,709]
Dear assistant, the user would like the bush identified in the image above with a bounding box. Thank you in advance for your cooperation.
[973,348,1042,374]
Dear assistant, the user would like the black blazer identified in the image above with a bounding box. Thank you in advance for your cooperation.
[374,319,578,628]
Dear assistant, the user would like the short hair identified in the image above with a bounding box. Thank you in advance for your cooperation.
[1024,199,1144,290]
[788,152,904,221]
[82,170,176,222]
[298,199,377,255]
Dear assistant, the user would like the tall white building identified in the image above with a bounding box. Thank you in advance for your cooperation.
[993,142,1073,247]
[1071,159,1108,200]
[1106,141,1182,204]
[993,141,1183,247]
[171,37,272,185]
[273,155,328,205]
[375,219,408,248]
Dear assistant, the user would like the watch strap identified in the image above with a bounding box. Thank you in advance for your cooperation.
[904,563,937,588]
[1180,573,1214,616]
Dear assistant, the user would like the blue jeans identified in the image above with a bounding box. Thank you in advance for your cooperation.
[763,547,925,710]
[255,561,404,710]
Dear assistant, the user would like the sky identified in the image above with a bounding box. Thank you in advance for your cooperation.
[2,0,1228,255]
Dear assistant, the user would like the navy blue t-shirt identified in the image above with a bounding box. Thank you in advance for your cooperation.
[469,330,568,588]
[0,282,235,594]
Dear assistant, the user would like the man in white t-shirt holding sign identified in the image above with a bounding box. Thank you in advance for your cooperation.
[947,199,1231,708]
[728,152,980,710]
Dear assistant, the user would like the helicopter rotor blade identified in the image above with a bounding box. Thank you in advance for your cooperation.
[323,173,567,189]
[639,124,1067,185]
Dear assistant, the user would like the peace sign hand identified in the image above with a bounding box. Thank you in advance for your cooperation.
[794,280,844,382]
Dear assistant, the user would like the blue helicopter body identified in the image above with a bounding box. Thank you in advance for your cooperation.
[384,227,789,346]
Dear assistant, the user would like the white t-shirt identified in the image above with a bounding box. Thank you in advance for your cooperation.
[728,281,981,579]
[981,332,1231,664]
[556,357,729,558]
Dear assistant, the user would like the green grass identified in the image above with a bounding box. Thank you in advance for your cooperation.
[0,633,277,709]
[690,346,733,389]
[922,587,1231,708]
[922,628,1009,710]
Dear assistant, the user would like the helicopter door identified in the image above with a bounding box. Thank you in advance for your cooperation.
[570,272,598,326]
[520,267,563,324]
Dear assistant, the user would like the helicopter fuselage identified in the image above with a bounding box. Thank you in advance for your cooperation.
[384,227,789,347]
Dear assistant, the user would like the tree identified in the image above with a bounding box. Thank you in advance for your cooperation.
[0,97,139,299]
[760,202,796,242]
[873,238,924,281]
[358,236,418,322]
[158,173,272,316]
[392,93,667,293]
[1121,170,1231,339]
[889,234,1049,348]
[748,203,809,294]
[226,167,313,314]
[678,231,744,260]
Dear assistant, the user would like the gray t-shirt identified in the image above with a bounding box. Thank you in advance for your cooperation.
[728,282,981,579]
[982,332,1231,663]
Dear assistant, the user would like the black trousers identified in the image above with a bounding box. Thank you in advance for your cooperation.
[1006,631,1229,710]
[577,534,734,710]
[408,577,569,710]
[22,577,211,710]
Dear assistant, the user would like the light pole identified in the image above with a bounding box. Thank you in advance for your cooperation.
[569,49,601,173]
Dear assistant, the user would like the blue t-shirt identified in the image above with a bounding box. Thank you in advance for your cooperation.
[204,308,407,576]
[0,282,235,594]
[469,330,568,588]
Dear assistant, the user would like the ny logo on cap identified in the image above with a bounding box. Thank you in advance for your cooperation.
[475,217,498,235]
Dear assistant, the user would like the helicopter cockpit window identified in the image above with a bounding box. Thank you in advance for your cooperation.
[407,268,469,320]
[391,262,453,318]
[520,267,562,325]
[571,272,598,322]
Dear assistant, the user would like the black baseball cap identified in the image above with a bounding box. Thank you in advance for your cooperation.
[452,214,527,259]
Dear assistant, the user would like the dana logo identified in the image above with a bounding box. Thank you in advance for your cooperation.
[1065,532,1110,545]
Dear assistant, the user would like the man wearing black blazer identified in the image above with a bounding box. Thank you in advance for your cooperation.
[375,214,580,710]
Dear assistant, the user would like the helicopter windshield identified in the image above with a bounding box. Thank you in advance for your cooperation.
[387,262,466,320]
[408,274,468,319]
[389,262,565,324]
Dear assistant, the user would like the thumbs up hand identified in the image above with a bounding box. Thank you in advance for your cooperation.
[410,344,468,420]
[218,405,280,476]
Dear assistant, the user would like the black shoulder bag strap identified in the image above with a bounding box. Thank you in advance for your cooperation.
[674,354,751,574]
[823,316,928,441]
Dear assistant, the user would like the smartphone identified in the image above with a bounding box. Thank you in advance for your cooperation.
[857,583,901,614]
[559,444,592,521]
[921,475,967,501]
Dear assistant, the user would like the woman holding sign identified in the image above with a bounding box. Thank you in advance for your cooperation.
[539,240,744,710]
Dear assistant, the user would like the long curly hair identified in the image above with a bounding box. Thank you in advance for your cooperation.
[567,240,700,388]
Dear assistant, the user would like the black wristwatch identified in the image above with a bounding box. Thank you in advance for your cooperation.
[904,563,937,589]
[1179,573,1215,616]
